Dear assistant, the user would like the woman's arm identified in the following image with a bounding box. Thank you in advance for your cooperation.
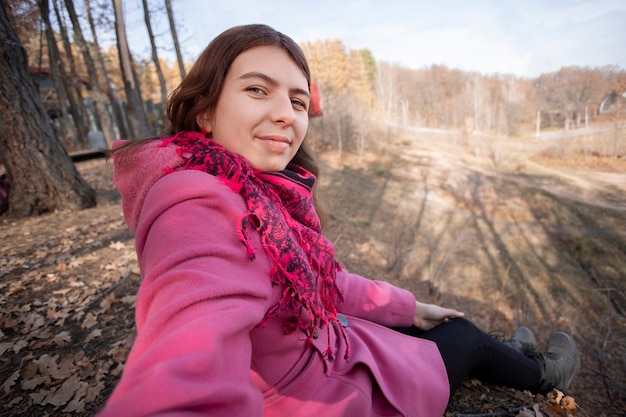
[99,171,272,417]
[335,268,464,330]
[334,268,417,327]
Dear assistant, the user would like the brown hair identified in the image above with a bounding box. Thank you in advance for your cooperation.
[114,24,325,222]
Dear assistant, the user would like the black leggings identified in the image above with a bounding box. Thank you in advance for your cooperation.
[393,318,541,394]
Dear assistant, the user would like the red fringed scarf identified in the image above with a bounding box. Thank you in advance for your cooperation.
[162,131,348,360]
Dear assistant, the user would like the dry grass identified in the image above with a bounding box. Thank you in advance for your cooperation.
[531,126,626,171]
[532,151,626,172]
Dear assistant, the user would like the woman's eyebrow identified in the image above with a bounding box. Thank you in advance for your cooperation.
[239,71,310,98]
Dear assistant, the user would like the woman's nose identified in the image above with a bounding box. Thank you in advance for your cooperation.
[271,96,296,126]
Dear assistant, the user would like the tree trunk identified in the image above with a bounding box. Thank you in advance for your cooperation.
[142,0,168,106]
[37,0,80,148]
[165,0,185,79]
[0,2,96,218]
[51,0,90,146]
[63,0,116,147]
[113,0,151,137]
[84,0,129,139]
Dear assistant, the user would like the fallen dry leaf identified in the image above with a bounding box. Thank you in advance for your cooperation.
[63,397,86,413]
[109,241,126,250]
[1,369,19,395]
[560,396,577,411]
[21,374,50,390]
[85,329,103,343]
[82,313,98,329]
[52,331,72,346]
[0,342,12,355]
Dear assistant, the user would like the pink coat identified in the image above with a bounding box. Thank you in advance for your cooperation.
[98,140,449,417]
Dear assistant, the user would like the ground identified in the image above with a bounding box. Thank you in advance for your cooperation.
[1,127,625,416]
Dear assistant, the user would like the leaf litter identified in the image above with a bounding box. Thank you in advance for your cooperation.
[1,160,138,415]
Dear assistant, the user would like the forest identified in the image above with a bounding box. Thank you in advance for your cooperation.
[4,0,626,154]
[1,0,625,416]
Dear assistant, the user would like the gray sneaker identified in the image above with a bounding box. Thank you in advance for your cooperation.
[536,332,580,393]
[504,326,538,356]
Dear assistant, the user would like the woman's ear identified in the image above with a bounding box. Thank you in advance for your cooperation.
[196,111,213,135]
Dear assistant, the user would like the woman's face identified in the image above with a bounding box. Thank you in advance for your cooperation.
[197,46,310,172]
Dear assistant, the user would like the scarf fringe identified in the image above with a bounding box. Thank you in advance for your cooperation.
[238,214,257,260]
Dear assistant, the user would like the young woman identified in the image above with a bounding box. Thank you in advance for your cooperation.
[99,24,579,417]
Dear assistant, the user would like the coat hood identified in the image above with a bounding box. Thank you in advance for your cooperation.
[112,139,184,233]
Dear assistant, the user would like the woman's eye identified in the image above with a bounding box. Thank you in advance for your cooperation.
[247,87,265,95]
[291,98,307,110]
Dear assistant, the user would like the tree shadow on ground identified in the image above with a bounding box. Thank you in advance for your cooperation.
[319,147,626,416]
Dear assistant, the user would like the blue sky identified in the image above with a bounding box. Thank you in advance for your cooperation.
[123,0,626,78]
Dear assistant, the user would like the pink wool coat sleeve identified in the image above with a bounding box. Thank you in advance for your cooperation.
[335,268,418,326]
[99,140,449,417]
[100,170,273,416]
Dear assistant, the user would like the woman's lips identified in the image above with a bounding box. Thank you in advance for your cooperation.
[257,135,291,151]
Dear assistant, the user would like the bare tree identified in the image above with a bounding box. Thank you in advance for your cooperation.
[375,62,398,122]
[49,0,90,147]
[112,0,151,137]
[0,2,95,218]
[165,0,185,79]
[535,66,606,130]
[38,0,81,149]
[142,0,167,105]
[83,0,129,139]
[63,0,116,147]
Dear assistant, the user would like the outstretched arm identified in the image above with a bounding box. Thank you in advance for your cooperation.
[334,268,417,327]
[335,268,464,330]
[100,171,271,417]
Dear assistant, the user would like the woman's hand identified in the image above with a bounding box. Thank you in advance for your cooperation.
[413,301,465,331]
